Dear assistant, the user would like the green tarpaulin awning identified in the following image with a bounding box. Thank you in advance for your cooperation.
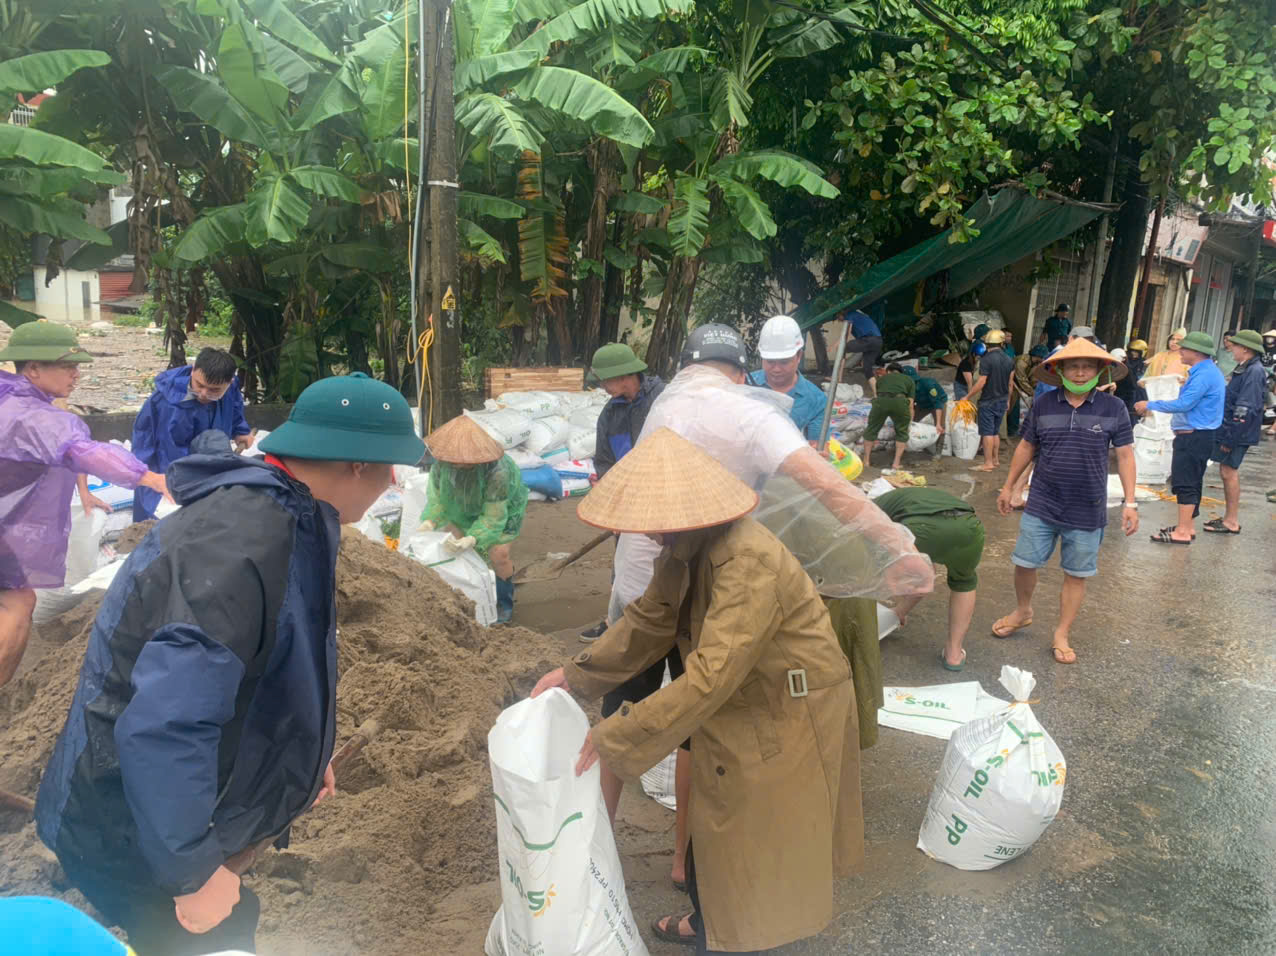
[792,187,1117,331]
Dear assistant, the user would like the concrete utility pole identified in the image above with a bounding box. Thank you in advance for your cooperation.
[411,0,462,435]
[1085,128,1119,324]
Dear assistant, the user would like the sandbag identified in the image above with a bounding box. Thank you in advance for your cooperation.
[917,666,1066,870]
[944,401,980,459]
[524,415,572,457]
[400,471,432,531]
[520,465,563,500]
[1133,429,1171,484]
[568,406,602,431]
[484,690,649,956]
[32,506,106,627]
[568,427,596,460]
[466,408,535,449]
[497,390,560,419]
[400,530,497,626]
[906,421,939,451]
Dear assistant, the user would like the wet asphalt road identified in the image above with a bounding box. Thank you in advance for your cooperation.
[603,439,1276,956]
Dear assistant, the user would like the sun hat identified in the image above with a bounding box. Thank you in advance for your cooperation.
[426,414,504,465]
[0,320,94,363]
[1179,331,1215,356]
[1229,329,1265,354]
[259,372,425,465]
[757,315,805,359]
[590,342,647,381]
[577,427,758,534]
[1033,338,1127,386]
[984,329,1006,344]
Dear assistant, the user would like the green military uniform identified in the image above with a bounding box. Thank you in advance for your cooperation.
[873,488,984,592]
[865,372,915,444]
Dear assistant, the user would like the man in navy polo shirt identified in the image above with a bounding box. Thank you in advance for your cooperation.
[965,329,1014,471]
[990,339,1138,665]
[839,303,884,396]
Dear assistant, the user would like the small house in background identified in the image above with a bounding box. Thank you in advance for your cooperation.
[6,92,136,319]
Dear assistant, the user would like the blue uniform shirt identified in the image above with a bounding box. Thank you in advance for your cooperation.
[748,370,827,440]
[845,310,881,338]
[1145,358,1226,431]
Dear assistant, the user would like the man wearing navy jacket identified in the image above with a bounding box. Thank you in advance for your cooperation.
[36,373,424,955]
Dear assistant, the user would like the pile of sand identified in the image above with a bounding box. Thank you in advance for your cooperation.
[0,529,569,955]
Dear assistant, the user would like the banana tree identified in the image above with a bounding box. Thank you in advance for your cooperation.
[0,50,123,327]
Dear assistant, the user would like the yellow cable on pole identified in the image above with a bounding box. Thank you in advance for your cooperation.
[405,317,435,433]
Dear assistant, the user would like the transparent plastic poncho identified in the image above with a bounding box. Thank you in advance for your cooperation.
[608,365,933,621]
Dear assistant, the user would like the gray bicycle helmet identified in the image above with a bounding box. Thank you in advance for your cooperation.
[680,323,749,370]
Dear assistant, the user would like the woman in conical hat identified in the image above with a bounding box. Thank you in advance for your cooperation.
[531,428,862,955]
[418,415,527,622]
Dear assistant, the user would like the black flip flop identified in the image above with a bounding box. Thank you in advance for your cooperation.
[1159,525,1195,540]
[651,915,696,947]
[672,878,687,893]
[1149,530,1191,545]
[1202,519,1241,535]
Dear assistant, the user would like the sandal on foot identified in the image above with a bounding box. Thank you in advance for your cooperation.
[1202,518,1240,535]
[991,615,1032,638]
[1159,525,1195,540]
[651,915,696,947]
[1149,530,1192,544]
[1052,645,1077,665]
[671,877,687,893]
[940,648,966,672]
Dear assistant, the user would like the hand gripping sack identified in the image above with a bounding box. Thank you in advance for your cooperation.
[485,690,649,956]
[917,666,1065,870]
[400,530,498,626]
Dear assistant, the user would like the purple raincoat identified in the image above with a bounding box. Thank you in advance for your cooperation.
[0,370,147,589]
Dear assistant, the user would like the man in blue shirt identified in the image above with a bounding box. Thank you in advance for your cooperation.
[992,338,1137,664]
[749,315,826,442]
[1201,329,1267,534]
[130,347,252,520]
[1043,303,1072,349]
[1136,330,1226,544]
[838,305,883,396]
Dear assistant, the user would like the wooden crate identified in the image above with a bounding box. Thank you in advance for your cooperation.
[484,366,584,397]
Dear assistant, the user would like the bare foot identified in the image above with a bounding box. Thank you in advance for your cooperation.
[671,863,686,887]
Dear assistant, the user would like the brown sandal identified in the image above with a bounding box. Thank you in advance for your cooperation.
[1052,645,1077,664]
[991,615,1032,638]
[651,914,696,947]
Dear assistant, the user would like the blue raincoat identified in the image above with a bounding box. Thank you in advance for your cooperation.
[130,365,250,520]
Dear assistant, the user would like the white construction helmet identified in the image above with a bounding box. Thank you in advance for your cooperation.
[758,315,804,359]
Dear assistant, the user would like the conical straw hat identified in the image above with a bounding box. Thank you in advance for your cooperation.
[427,414,504,464]
[577,428,758,533]
[1033,337,1128,386]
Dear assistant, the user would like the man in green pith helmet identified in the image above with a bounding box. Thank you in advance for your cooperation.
[578,342,665,642]
[36,372,425,954]
[0,321,169,687]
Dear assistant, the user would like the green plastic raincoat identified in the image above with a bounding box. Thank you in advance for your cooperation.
[421,455,528,556]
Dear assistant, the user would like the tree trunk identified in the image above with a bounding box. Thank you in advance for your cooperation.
[646,256,702,378]
[1095,172,1150,346]
[426,2,463,424]
[578,141,617,364]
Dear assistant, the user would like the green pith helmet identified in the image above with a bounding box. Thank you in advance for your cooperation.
[0,320,94,363]
[1179,331,1216,356]
[1228,329,1264,353]
[590,342,647,381]
[259,372,425,465]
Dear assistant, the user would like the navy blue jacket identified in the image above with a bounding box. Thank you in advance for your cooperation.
[130,366,251,521]
[36,453,339,897]
[1219,355,1267,447]
[593,374,665,478]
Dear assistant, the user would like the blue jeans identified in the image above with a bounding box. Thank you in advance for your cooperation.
[1011,512,1104,578]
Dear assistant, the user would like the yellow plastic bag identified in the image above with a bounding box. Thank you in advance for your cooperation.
[828,438,864,480]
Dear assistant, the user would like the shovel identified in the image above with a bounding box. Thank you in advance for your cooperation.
[511,530,612,584]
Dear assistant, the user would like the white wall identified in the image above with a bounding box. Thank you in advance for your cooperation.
[33,266,101,314]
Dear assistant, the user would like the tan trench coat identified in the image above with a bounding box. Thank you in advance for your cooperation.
[563,518,864,953]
